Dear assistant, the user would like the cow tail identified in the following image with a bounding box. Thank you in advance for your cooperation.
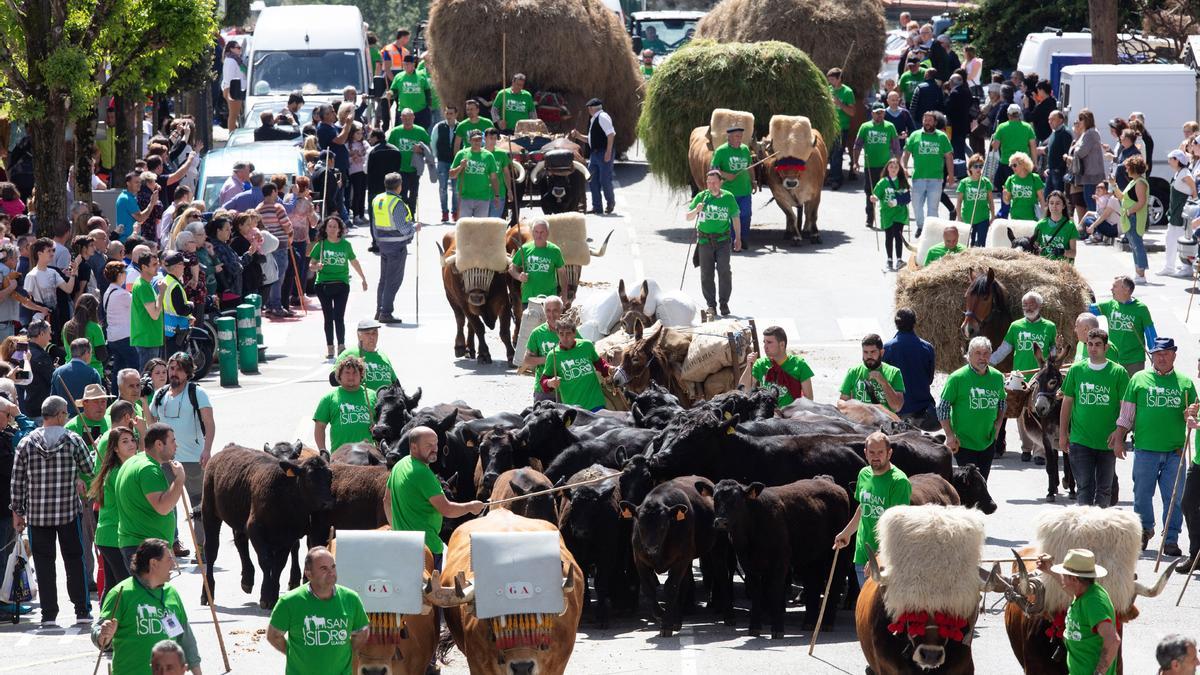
[436,626,456,664]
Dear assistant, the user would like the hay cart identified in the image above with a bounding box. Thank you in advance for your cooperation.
[508,119,589,214]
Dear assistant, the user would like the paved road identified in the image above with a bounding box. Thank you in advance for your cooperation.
[3,155,1200,674]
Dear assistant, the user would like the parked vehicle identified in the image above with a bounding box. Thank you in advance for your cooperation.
[630,11,704,63]
[196,142,307,209]
[879,29,908,89]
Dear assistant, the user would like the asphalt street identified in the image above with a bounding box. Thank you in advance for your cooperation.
[3,152,1200,674]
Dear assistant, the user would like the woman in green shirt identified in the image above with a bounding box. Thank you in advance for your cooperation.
[1111,155,1150,284]
[955,154,995,246]
[540,307,610,412]
[89,426,138,603]
[62,293,107,380]
[1002,151,1045,221]
[309,216,368,358]
[1032,191,1080,263]
[869,158,911,271]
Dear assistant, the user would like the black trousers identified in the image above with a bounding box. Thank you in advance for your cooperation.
[864,165,884,226]
[316,281,350,346]
[349,172,368,218]
[400,171,420,216]
[97,544,129,605]
[1183,463,1200,558]
[29,519,88,619]
[956,442,995,480]
[884,225,904,261]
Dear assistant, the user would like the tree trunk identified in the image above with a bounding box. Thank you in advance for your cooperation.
[1090,0,1119,64]
[73,114,97,205]
[28,113,68,238]
[114,95,136,181]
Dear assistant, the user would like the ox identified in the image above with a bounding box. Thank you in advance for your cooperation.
[439,223,530,365]
[427,509,584,675]
[528,138,590,214]
[201,444,335,608]
[762,115,828,244]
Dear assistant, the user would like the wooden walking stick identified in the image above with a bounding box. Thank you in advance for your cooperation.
[1187,267,1199,323]
[287,245,308,316]
[487,470,625,507]
[182,490,231,672]
[1156,391,1192,572]
[808,546,841,655]
[1176,546,1200,606]
[92,588,123,675]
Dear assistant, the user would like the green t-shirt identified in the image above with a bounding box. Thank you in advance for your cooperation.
[495,87,535,130]
[898,69,925,104]
[546,340,607,411]
[385,124,431,173]
[63,321,107,378]
[313,386,376,451]
[94,469,121,548]
[130,276,163,348]
[940,365,1005,450]
[641,64,654,80]
[923,242,965,266]
[711,143,753,197]
[853,465,912,565]
[1063,360,1130,450]
[269,584,369,675]
[511,242,564,304]
[905,130,951,180]
[1002,317,1057,379]
[856,121,898,169]
[66,413,110,456]
[114,451,174,548]
[839,362,905,412]
[100,576,192,675]
[451,148,498,201]
[872,177,909,229]
[1096,299,1154,366]
[1122,369,1197,452]
[526,322,568,391]
[956,177,994,225]
[993,120,1036,163]
[388,455,446,554]
[830,83,855,131]
[455,117,495,146]
[1004,172,1044,221]
[1034,216,1079,262]
[309,239,356,285]
[689,189,740,236]
[1064,582,1117,675]
[389,71,431,113]
[492,148,512,200]
[751,355,814,408]
[333,348,397,392]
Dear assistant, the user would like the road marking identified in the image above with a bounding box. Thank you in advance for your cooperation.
[623,215,645,283]
[678,626,697,675]
[0,651,94,672]
[836,317,882,340]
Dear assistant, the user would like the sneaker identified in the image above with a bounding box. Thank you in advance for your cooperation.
[75,613,93,625]
[894,260,906,270]
[1134,275,1148,285]
[719,303,730,317]
[39,618,56,629]
[378,313,400,324]
[451,211,460,221]
[1164,542,1184,557]
[706,306,718,321]
[885,260,894,271]
[948,210,958,221]
[914,228,923,239]
[281,307,296,317]
[1021,451,1032,462]
[605,203,615,214]
[1156,268,1176,277]
[1143,528,1155,551]
[591,209,603,216]
[1177,557,1196,574]
[1033,455,1046,466]
[326,346,335,360]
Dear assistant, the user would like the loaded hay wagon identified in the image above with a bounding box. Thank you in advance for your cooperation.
[507,119,592,215]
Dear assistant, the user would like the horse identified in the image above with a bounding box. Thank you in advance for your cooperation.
[960,268,1014,369]
[1021,344,1076,502]
[611,322,696,408]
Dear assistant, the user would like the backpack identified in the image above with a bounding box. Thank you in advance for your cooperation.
[151,383,205,436]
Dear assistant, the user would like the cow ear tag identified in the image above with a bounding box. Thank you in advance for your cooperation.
[674,510,686,521]
[466,440,475,447]
[725,425,735,435]
[286,468,296,478]
[621,507,633,519]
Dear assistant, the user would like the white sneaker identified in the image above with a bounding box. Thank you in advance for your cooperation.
[1156,268,1175,276]
[1134,275,1148,285]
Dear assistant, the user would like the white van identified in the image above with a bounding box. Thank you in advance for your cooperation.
[244,5,369,118]
[1017,30,1177,80]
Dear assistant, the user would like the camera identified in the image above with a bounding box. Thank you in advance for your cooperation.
[1049,246,1065,258]
[140,375,156,397]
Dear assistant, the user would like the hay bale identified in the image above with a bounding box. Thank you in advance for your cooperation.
[702,368,738,399]
[454,218,510,272]
[545,213,590,266]
[894,248,1093,373]
[877,505,985,620]
[708,109,754,149]
[426,0,643,154]
[638,39,837,190]
[914,217,963,267]
[985,218,1038,249]
[1034,506,1142,615]
[694,0,886,108]
[768,115,815,162]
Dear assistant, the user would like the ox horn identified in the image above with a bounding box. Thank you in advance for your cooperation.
[562,560,575,593]
[529,160,546,184]
[423,568,476,607]
[589,229,615,257]
[1135,559,1180,598]
[511,160,526,184]
[978,562,1010,594]
[573,161,591,182]
[1006,549,1046,616]
[866,543,884,585]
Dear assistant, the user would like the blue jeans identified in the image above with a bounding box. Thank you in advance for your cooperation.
[1081,183,1098,210]
[1125,226,1149,270]
[828,130,847,183]
[1069,443,1116,507]
[376,244,408,316]
[911,179,942,231]
[588,153,615,212]
[135,345,162,369]
[1083,214,1119,239]
[1045,169,1065,195]
[1132,449,1184,543]
[488,197,505,219]
[969,219,990,247]
[268,248,290,310]
[734,195,752,239]
[436,161,459,216]
[854,563,866,587]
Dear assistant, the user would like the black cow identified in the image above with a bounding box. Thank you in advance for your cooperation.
[475,427,524,500]
[444,411,525,502]
[709,477,851,637]
[392,409,461,468]
[558,465,633,627]
[617,452,656,507]
[515,404,625,466]
[371,382,423,444]
[621,476,731,637]
[628,383,684,430]
[705,388,779,423]
[329,441,390,467]
[647,412,867,494]
[950,464,997,514]
[544,428,656,485]
[202,446,335,608]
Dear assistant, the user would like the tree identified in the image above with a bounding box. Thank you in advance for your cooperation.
[1091,0,1119,63]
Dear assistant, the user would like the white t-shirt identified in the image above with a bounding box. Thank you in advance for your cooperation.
[23,267,63,308]
[103,284,132,341]
[221,56,242,92]
[150,385,212,463]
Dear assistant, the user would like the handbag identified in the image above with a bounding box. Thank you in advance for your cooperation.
[0,531,37,604]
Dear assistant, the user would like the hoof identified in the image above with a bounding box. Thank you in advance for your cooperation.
[772,630,785,640]
[454,346,467,358]
[748,625,763,637]
[1068,491,1077,499]
[200,593,209,606]
[241,578,254,594]
[809,235,822,244]
[259,597,276,610]
[1046,493,1057,503]
[659,627,674,638]
[478,353,493,365]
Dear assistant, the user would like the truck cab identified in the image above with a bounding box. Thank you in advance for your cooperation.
[630,11,705,63]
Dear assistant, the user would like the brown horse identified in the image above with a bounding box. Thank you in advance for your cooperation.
[961,267,1013,370]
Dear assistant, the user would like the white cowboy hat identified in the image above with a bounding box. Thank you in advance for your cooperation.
[75,383,115,407]
[1050,548,1108,579]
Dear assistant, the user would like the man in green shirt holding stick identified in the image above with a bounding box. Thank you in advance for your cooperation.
[834,431,912,586]
[508,219,566,309]
[939,335,1007,480]
[491,73,535,133]
[1059,327,1129,507]
[1036,549,1120,675]
[686,170,742,319]
[711,126,756,242]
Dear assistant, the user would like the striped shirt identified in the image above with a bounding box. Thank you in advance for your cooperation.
[256,201,292,241]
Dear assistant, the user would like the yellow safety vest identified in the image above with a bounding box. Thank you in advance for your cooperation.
[372,192,413,241]
[162,273,188,337]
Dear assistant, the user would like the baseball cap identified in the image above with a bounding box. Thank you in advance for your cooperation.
[357,318,382,331]
[1007,104,1022,116]
[468,130,483,139]
[726,125,745,133]
[871,102,885,111]
[1169,149,1190,164]
[1149,337,1178,353]
[162,251,185,267]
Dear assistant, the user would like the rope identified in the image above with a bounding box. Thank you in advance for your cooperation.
[487,470,624,507]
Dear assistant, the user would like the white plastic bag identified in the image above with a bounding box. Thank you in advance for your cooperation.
[0,531,37,604]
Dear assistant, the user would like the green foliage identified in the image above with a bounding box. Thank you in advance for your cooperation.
[637,39,837,190]
[98,0,218,99]
[281,0,423,37]
[955,0,1142,72]
[224,0,251,26]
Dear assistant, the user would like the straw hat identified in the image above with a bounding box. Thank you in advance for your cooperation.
[1050,548,1108,579]
[75,383,115,407]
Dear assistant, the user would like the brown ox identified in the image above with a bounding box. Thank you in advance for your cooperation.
[762,117,828,244]
[329,529,438,675]
[429,509,583,675]
[440,223,531,365]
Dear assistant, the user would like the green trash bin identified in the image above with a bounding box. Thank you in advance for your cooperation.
[216,316,238,387]
[245,293,265,358]
[236,303,259,374]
